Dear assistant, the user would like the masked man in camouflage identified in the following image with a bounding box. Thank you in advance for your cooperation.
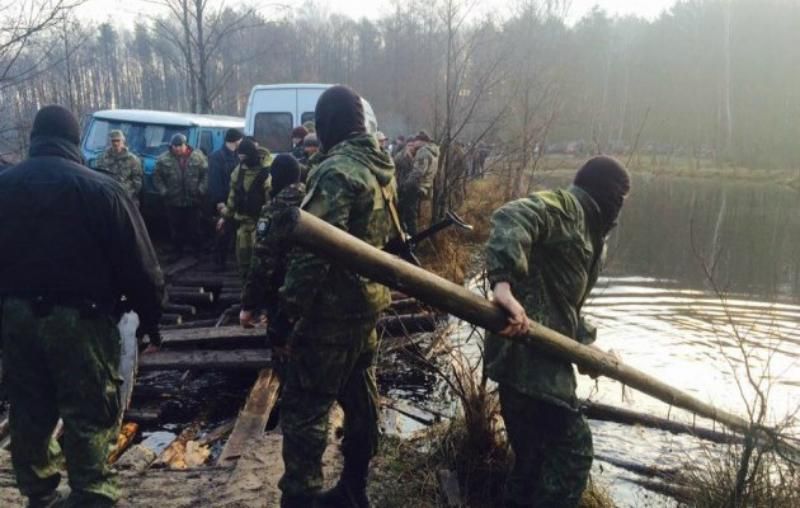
[239,154,305,331]
[0,105,164,508]
[153,133,208,258]
[398,130,440,236]
[217,138,272,281]
[486,156,631,508]
[95,130,144,205]
[278,85,397,508]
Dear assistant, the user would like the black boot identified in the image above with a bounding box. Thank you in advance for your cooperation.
[315,458,370,508]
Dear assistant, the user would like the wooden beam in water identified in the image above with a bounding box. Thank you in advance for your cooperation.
[139,349,271,372]
[216,368,281,466]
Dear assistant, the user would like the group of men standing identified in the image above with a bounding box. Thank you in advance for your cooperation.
[0,82,631,508]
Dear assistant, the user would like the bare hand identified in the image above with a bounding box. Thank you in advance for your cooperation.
[239,310,255,328]
[492,282,530,337]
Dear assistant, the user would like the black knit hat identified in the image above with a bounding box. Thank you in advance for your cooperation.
[270,154,300,197]
[573,156,631,233]
[30,105,81,145]
[237,138,260,166]
[315,85,366,152]
[225,128,243,143]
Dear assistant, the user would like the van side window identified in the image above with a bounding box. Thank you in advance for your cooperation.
[301,112,315,125]
[198,130,213,156]
[254,112,292,153]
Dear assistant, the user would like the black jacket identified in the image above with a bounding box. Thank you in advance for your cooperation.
[0,136,164,328]
[208,146,239,205]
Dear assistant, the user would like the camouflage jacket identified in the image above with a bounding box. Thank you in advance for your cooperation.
[281,134,396,321]
[224,148,273,224]
[153,148,208,207]
[405,143,440,197]
[241,183,307,312]
[95,147,143,200]
[484,185,605,409]
[393,149,414,185]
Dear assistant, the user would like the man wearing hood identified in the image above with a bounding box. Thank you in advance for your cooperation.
[278,85,397,508]
[218,138,273,281]
[0,105,164,507]
[95,129,143,205]
[398,130,440,236]
[486,156,631,508]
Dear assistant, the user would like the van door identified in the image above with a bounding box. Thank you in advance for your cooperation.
[250,88,296,153]
[198,129,214,156]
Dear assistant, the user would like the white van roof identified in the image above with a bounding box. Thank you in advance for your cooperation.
[250,83,333,92]
[92,109,244,128]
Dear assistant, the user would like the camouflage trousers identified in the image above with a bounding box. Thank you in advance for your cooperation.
[235,221,257,283]
[1,297,122,507]
[499,384,593,508]
[398,183,423,237]
[278,318,380,498]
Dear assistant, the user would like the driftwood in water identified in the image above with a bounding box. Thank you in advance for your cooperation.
[273,208,791,447]
[583,402,742,445]
[217,368,281,466]
[139,349,271,372]
[160,326,265,349]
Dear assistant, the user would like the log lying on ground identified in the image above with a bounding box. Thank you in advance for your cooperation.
[166,285,206,294]
[163,303,197,316]
[167,291,215,306]
[217,368,281,466]
[161,318,219,331]
[583,402,742,445]
[160,313,182,326]
[163,257,199,278]
[139,349,271,371]
[160,326,265,349]
[274,208,797,453]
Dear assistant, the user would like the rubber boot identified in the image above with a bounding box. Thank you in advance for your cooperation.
[315,458,370,508]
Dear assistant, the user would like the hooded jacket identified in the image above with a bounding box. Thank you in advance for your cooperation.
[406,142,440,197]
[281,133,397,320]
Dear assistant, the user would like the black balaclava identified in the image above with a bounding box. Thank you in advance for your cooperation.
[270,154,301,197]
[573,156,631,234]
[314,85,366,152]
[225,128,243,143]
[30,105,81,145]
[238,138,261,167]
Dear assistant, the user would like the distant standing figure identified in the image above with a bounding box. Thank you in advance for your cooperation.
[153,133,208,258]
[208,128,243,268]
[298,133,321,181]
[0,105,164,508]
[398,130,440,236]
[95,129,144,204]
[291,125,308,160]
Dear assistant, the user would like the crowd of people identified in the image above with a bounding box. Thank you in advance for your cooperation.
[0,84,630,508]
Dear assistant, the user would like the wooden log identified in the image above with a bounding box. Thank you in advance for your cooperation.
[163,256,199,278]
[160,319,219,331]
[582,402,742,445]
[215,293,241,307]
[163,303,197,316]
[217,368,281,466]
[160,313,182,326]
[273,208,793,449]
[166,284,205,294]
[167,291,215,306]
[160,326,265,349]
[139,349,271,372]
[108,422,139,464]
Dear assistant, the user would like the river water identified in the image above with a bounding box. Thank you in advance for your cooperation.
[389,174,800,506]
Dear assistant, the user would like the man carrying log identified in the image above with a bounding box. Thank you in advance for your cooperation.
[0,106,164,507]
[277,85,397,508]
[486,156,630,508]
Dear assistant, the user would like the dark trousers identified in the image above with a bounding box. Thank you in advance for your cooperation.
[398,184,423,237]
[166,205,200,256]
[1,298,121,506]
[499,384,593,508]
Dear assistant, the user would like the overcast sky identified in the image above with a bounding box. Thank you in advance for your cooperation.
[78,0,678,26]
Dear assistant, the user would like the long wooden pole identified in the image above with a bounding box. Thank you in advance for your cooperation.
[273,208,791,447]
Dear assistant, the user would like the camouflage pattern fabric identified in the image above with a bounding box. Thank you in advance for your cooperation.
[392,149,413,185]
[95,147,143,202]
[280,133,396,321]
[278,134,395,500]
[1,298,122,507]
[152,148,208,208]
[278,318,379,498]
[499,384,593,508]
[484,185,604,409]
[407,142,440,198]
[241,183,306,312]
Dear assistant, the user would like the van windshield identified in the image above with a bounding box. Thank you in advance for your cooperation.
[85,119,189,158]
[254,112,292,153]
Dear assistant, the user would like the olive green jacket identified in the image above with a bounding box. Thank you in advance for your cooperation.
[407,143,440,197]
[484,185,605,409]
[153,148,208,208]
[281,134,396,321]
[95,147,143,200]
[224,148,273,225]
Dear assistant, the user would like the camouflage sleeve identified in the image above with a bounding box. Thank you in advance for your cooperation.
[485,197,552,288]
[242,207,278,312]
[197,154,209,196]
[407,150,433,186]
[131,155,144,196]
[280,170,355,317]
[153,159,167,196]
[223,167,238,219]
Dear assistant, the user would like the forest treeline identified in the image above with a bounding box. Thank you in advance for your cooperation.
[1,0,799,170]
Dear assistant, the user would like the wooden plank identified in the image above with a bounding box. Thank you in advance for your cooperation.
[217,368,281,466]
[160,326,265,347]
[139,349,271,372]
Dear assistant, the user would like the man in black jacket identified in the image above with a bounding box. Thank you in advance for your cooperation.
[209,129,243,268]
[0,105,164,507]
